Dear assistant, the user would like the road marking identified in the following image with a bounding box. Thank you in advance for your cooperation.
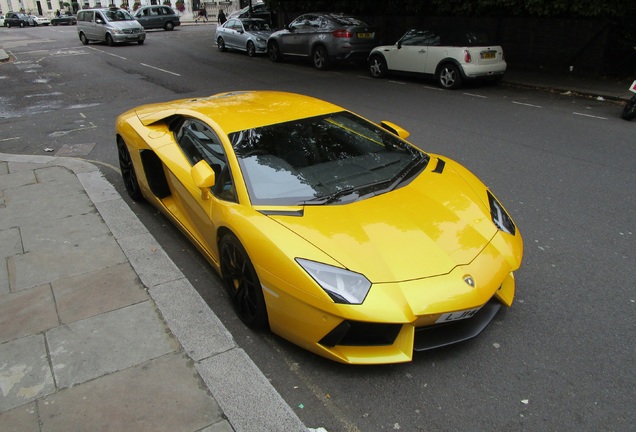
[573,112,607,120]
[388,80,406,85]
[88,46,127,60]
[464,92,487,98]
[140,63,181,76]
[0,137,21,142]
[512,101,542,108]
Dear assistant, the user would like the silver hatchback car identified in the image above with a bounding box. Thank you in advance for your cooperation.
[267,13,379,70]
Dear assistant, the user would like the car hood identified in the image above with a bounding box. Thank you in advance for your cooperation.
[248,30,273,38]
[269,164,497,283]
[108,20,143,30]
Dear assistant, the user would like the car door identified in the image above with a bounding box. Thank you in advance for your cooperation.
[224,19,243,49]
[279,14,317,56]
[163,118,237,260]
[385,29,437,74]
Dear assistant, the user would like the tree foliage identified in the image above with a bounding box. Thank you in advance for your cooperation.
[265,0,636,18]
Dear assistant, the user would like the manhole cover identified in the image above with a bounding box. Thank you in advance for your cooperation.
[55,143,96,157]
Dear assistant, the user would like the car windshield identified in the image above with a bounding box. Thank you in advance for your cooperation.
[230,112,429,206]
[104,9,134,21]
[329,15,369,27]
[243,19,270,31]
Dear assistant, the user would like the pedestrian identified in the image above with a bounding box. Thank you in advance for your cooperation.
[195,3,207,23]
[217,9,226,25]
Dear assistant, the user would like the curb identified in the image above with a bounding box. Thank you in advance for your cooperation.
[0,152,307,432]
[0,48,10,63]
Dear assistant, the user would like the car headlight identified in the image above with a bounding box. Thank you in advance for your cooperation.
[487,190,516,235]
[296,258,371,305]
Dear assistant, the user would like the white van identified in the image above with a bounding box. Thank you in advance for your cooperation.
[77,7,146,46]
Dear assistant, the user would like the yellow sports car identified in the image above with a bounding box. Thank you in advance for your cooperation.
[116,91,523,364]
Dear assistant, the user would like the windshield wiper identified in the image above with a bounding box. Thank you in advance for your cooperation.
[299,187,358,205]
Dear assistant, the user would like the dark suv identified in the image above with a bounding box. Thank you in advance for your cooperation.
[133,5,180,31]
[5,12,33,28]
[267,13,379,70]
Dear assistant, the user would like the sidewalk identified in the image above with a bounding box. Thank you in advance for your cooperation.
[0,154,307,432]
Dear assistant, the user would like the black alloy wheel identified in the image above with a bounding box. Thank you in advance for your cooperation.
[267,41,281,62]
[117,138,144,201]
[219,234,269,329]
[246,41,256,57]
[217,36,226,52]
[312,45,329,70]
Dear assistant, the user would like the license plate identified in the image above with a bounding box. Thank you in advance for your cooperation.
[357,32,373,39]
[480,51,496,59]
[436,307,481,323]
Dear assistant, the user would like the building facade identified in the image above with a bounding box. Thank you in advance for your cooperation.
[1,0,239,22]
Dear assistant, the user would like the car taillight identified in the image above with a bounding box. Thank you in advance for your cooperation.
[464,50,472,63]
[333,29,353,38]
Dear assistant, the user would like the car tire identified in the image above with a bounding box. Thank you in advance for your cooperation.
[621,97,636,121]
[116,137,144,202]
[312,45,329,70]
[138,39,144,45]
[164,21,174,31]
[246,41,256,57]
[20,22,25,28]
[79,33,89,45]
[52,21,57,26]
[219,234,269,329]
[438,63,462,89]
[268,41,282,62]
[106,34,114,47]
[217,36,226,52]
[368,54,387,78]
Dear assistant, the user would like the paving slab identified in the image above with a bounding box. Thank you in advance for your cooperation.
[51,262,149,324]
[46,301,179,388]
[0,403,39,432]
[0,334,55,412]
[38,353,224,432]
[0,284,58,344]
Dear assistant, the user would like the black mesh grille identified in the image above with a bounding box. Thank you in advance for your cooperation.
[319,321,402,347]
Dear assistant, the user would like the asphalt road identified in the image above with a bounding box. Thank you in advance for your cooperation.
[1,24,634,432]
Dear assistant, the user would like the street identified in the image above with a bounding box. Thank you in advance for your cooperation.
[1,24,634,432]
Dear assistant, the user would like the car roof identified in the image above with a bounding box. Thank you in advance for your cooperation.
[135,91,343,133]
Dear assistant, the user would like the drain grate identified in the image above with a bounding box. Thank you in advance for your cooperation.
[55,143,96,157]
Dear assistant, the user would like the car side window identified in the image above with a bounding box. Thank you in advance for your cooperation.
[400,29,440,47]
[176,119,236,202]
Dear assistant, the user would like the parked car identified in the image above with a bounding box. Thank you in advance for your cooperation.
[368,28,506,89]
[216,18,273,57]
[77,7,145,46]
[133,5,180,31]
[51,13,77,26]
[115,90,523,364]
[4,12,33,28]
[227,1,271,23]
[30,15,51,26]
[267,13,380,70]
